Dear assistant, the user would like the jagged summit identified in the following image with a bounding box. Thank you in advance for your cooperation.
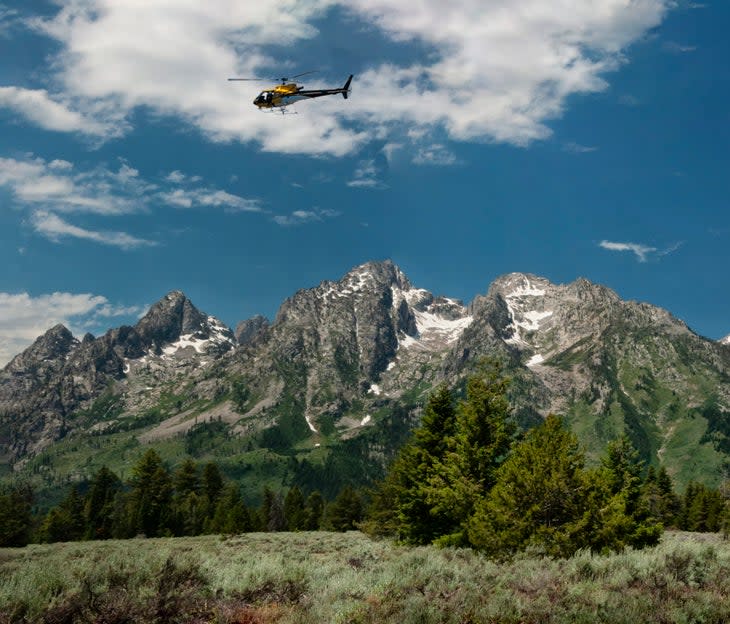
[720,334,730,345]
[3,323,78,374]
[135,291,207,346]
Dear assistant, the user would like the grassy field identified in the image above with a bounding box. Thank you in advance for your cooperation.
[2,531,730,623]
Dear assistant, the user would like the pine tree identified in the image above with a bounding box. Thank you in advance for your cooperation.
[656,467,680,525]
[172,459,202,535]
[84,466,121,540]
[326,486,363,531]
[0,483,33,547]
[201,461,224,521]
[365,384,457,543]
[425,364,514,546]
[284,486,307,531]
[303,491,324,530]
[127,449,173,537]
[682,483,724,532]
[210,484,252,534]
[366,364,516,545]
[643,465,679,528]
[38,485,86,543]
[258,487,286,532]
[587,436,662,551]
[467,414,591,557]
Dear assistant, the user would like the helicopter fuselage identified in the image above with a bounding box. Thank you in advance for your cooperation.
[253,75,352,109]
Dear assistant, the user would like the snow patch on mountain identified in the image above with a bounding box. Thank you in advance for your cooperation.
[413,307,473,343]
[392,285,472,353]
[500,275,553,346]
[160,317,234,357]
[305,414,318,433]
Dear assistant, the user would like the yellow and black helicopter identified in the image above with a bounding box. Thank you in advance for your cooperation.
[228,71,353,112]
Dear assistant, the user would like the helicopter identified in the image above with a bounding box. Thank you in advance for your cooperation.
[228,71,353,111]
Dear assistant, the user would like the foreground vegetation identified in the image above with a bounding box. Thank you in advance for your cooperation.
[2,530,730,623]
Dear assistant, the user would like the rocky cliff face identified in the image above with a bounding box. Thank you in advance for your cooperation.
[2,262,730,489]
[0,292,234,461]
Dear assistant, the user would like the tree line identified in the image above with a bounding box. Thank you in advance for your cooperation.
[363,364,730,557]
[1,364,729,553]
[1,451,365,547]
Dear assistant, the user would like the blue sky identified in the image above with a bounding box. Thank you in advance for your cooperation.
[0,0,728,364]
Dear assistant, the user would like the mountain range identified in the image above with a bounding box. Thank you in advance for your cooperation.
[2,260,729,501]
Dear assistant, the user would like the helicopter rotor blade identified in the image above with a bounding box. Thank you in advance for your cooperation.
[277,70,319,82]
[228,70,319,83]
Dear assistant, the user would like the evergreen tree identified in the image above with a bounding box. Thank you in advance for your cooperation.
[366,364,515,545]
[365,384,457,543]
[469,416,661,558]
[425,365,515,545]
[172,459,202,535]
[0,482,33,547]
[656,467,680,525]
[209,484,252,534]
[303,491,324,530]
[326,486,363,531]
[173,458,200,497]
[84,466,121,540]
[41,485,86,543]
[587,436,661,551]
[682,482,724,532]
[39,507,71,544]
[259,487,286,532]
[468,414,592,557]
[284,486,307,531]
[127,449,173,537]
[643,465,679,528]
[201,461,224,521]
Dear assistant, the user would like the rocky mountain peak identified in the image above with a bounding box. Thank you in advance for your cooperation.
[134,291,209,348]
[4,324,78,373]
[474,273,626,369]
[343,259,411,292]
[721,334,730,345]
[488,272,552,299]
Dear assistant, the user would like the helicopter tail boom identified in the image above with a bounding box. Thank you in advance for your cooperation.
[342,74,353,99]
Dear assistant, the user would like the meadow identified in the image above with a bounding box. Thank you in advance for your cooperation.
[1,531,729,623]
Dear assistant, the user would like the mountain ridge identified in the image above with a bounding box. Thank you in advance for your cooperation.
[2,260,729,495]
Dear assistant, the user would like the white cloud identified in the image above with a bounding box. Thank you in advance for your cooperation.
[166,170,186,184]
[159,188,262,212]
[0,6,20,37]
[347,158,388,189]
[0,87,126,137]
[0,291,141,367]
[599,240,657,262]
[31,210,156,249]
[563,142,598,153]
[0,156,143,215]
[413,144,458,165]
[0,154,262,246]
[273,207,340,226]
[165,170,203,184]
[599,239,683,262]
[19,0,669,154]
[663,41,696,53]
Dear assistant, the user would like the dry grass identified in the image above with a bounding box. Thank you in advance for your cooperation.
[1,531,729,623]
